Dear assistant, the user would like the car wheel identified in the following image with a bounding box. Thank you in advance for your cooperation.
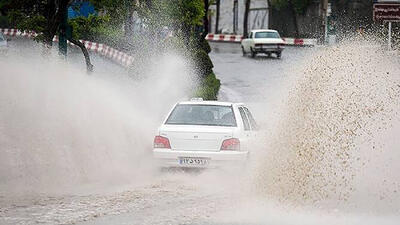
[276,52,281,59]
[250,48,256,58]
[241,46,246,56]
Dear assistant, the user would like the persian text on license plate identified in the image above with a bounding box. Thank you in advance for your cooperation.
[179,157,209,166]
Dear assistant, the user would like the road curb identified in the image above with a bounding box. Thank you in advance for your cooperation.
[0,28,134,67]
[205,33,317,46]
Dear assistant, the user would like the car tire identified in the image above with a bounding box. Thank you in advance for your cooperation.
[276,52,281,59]
[250,48,256,58]
[241,46,246,56]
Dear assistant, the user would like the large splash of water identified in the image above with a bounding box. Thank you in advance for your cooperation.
[0,43,195,195]
[255,41,400,213]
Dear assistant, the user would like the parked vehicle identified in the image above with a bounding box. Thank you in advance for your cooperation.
[153,99,257,168]
[241,29,285,58]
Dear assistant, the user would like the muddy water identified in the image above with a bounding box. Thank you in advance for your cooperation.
[0,44,196,195]
[254,42,400,214]
[1,39,400,225]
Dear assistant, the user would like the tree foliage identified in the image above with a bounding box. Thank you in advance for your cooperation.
[0,0,96,71]
[0,0,72,44]
[0,0,217,85]
[89,0,134,25]
[270,0,311,14]
[166,0,204,36]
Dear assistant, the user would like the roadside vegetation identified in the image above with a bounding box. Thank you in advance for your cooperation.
[0,0,220,100]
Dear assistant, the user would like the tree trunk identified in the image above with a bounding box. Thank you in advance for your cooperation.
[243,0,251,37]
[43,0,71,47]
[43,0,57,47]
[202,0,209,39]
[215,0,220,33]
[267,0,271,28]
[68,38,94,73]
[289,0,299,37]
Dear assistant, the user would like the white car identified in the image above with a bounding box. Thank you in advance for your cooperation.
[241,29,285,58]
[153,99,257,168]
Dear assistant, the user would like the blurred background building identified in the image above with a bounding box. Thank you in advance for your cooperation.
[206,0,374,41]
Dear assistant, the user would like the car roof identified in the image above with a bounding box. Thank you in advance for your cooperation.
[178,101,244,107]
[251,29,278,33]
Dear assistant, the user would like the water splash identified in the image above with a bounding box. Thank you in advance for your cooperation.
[255,41,400,212]
[0,44,195,195]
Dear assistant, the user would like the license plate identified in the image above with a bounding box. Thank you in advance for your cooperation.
[264,45,277,48]
[179,157,209,166]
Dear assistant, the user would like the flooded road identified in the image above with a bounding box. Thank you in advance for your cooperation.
[1,39,399,225]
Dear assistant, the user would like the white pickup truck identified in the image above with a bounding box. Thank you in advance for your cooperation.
[241,29,285,58]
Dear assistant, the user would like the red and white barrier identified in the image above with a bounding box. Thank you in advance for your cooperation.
[0,28,38,38]
[206,34,243,42]
[205,33,317,46]
[282,37,317,46]
[0,28,134,67]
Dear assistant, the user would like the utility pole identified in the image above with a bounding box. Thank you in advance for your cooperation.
[233,0,238,34]
[243,0,251,37]
[215,0,220,33]
[322,0,328,44]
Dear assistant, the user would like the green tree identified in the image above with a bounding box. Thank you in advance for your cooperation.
[270,0,310,13]
[89,0,138,37]
[164,0,219,99]
[269,0,311,37]
[0,0,95,72]
[167,0,204,40]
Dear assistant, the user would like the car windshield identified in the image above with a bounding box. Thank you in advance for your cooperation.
[166,104,237,127]
[255,31,280,39]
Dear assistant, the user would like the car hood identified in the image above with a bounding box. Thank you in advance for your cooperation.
[254,38,285,44]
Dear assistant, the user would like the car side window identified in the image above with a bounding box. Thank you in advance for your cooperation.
[244,107,258,130]
[238,107,250,131]
[249,32,253,38]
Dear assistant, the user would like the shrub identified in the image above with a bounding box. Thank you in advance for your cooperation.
[193,49,213,79]
[0,16,8,27]
[195,72,221,100]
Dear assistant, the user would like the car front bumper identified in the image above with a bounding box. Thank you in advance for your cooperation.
[153,149,248,168]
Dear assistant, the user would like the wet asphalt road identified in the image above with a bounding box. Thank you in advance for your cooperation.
[3,39,400,225]
[74,43,313,225]
[1,39,312,225]
[209,42,313,103]
[6,37,129,77]
[6,39,312,105]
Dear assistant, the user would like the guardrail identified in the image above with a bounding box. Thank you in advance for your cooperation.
[0,28,134,67]
[205,33,317,46]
